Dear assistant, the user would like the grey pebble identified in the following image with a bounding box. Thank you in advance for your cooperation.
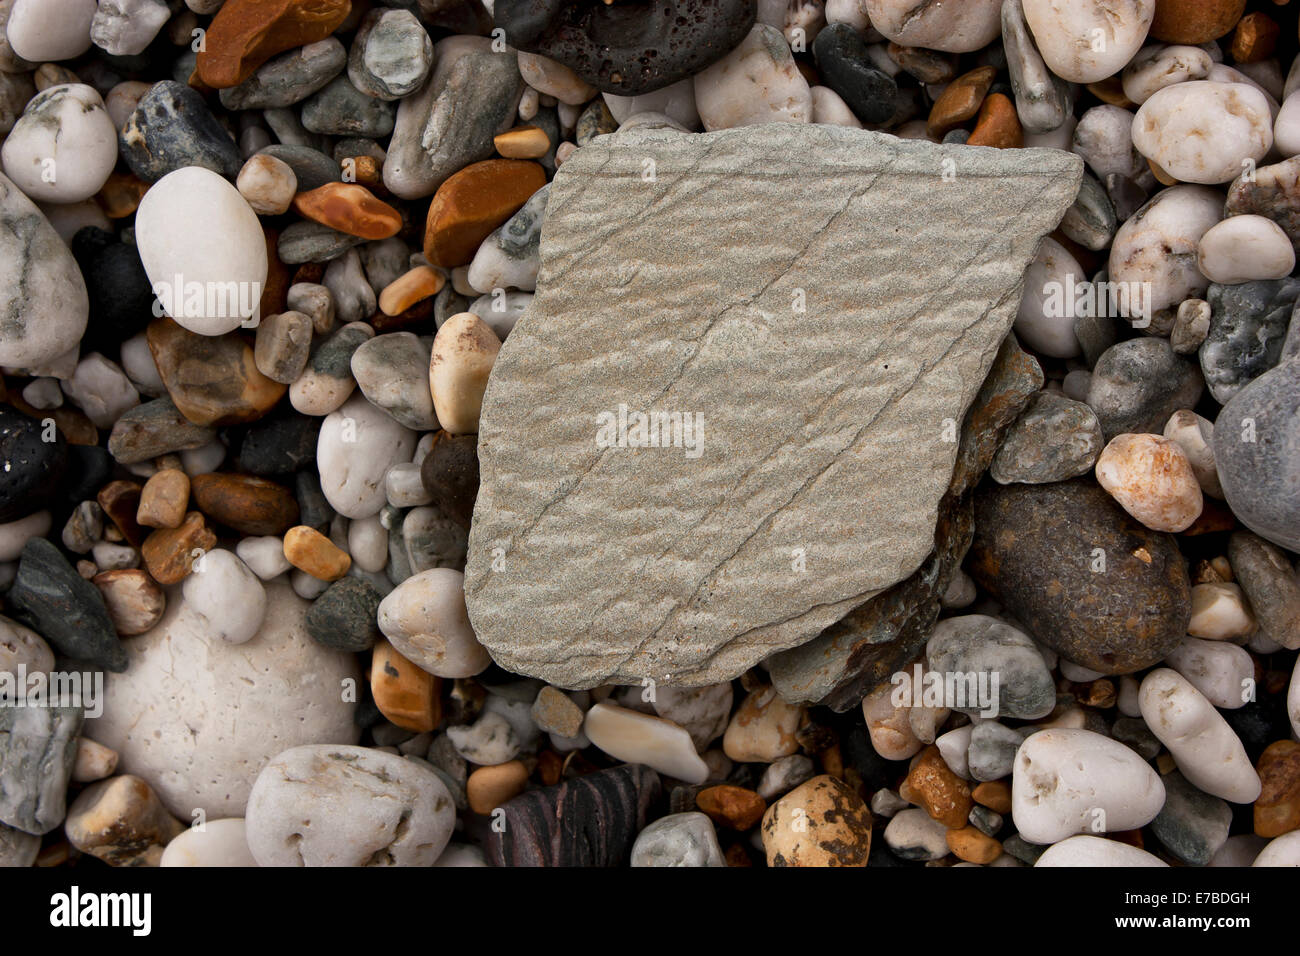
[991,390,1104,484]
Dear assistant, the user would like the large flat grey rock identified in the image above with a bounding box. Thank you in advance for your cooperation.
[464,124,1082,688]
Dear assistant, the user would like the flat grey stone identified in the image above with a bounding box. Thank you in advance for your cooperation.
[464,124,1082,688]
[0,702,82,835]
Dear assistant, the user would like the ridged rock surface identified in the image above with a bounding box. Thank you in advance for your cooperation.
[465,124,1082,688]
[486,763,659,867]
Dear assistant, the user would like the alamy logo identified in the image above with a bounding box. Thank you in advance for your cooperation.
[595,403,703,459]
[151,273,262,321]
[0,666,103,718]
[49,887,151,936]
[890,663,1001,718]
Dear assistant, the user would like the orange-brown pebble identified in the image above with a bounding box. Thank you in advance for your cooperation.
[972,780,1012,815]
[905,745,973,829]
[946,825,1002,864]
[190,472,299,536]
[1255,740,1300,837]
[1150,0,1246,44]
[466,760,529,814]
[291,182,403,240]
[137,468,190,529]
[96,171,149,218]
[926,65,996,139]
[195,0,353,88]
[423,159,548,268]
[282,525,351,581]
[370,639,440,733]
[97,480,147,546]
[696,785,767,830]
[141,511,216,585]
[379,265,445,316]
[1086,76,1134,109]
[1231,12,1279,62]
[536,750,563,787]
[966,93,1022,149]
[494,125,551,159]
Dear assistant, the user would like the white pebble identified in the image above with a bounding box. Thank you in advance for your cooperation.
[160,818,258,867]
[1121,45,1212,105]
[1163,637,1254,710]
[5,0,95,61]
[1162,409,1222,498]
[183,548,267,644]
[235,536,290,580]
[1016,236,1083,358]
[1133,82,1273,184]
[1,84,117,203]
[693,23,812,131]
[1095,432,1203,532]
[1253,831,1300,867]
[1035,834,1168,867]
[1197,215,1295,284]
[1187,582,1256,640]
[317,394,417,519]
[583,701,709,784]
[1023,0,1154,84]
[1139,668,1261,804]
[378,568,490,679]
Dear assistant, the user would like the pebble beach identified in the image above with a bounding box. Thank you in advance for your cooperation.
[0,0,1298,879]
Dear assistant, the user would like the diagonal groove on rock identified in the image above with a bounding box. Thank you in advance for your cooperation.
[465,124,1082,688]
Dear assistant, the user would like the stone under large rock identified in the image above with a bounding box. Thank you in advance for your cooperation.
[465,124,1082,688]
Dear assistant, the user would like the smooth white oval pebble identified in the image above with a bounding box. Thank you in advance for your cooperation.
[1132,82,1273,184]
[1197,214,1295,284]
[182,548,267,644]
[1122,45,1212,105]
[135,166,267,335]
[234,535,290,580]
[6,0,96,61]
[1,84,116,203]
[1163,637,1254,710]
[377,568,490,679]
[1138,668,1261,803]
[1012,728,1166,844]
[317,394,417,519]
[159,818,258,867]
[1035,834,1169,867]
[1023,0,1154,84]
[583,701,709,784]
[1253,830,1300,867]
[1016,236,1083,358]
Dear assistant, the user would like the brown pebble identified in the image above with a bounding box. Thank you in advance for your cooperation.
[972,780,1012,815]
[195,0,353,88]
[725,843,754,867]
[1086,76,1135,109]
[283,525,351,581]
[946,825,1002,864]
[887,42,957,84]
[1150,0,1246,44]
[137,468,190,529]
[926,65,996,139]
[147,318,286,427]
[903,745,972,829]
[697,784,767,830]
[467,760,530,814]
[96,171,149,218]
[97,480,147,547]
[370,639,441,733]
[141,511,216,585]
[966,93,1022,149]
[291,182,403,240]
[536,750,563,787]
[530,685,584,738]
[1231,12,1279,62]
[423,159,548,268]
[64,775,185,867]
[1255,740,1300,838]
[92,569,166,636]
[190,472,299,536]
[1148,157,1179,186]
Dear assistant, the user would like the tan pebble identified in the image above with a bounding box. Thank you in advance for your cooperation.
[861,680,922,760]
[92,568,166,636]
[253,310,313,384]
[137,468,190,529]
[761,775,872,867]
[905,745,972,829]
[947,825,1002,863]
[1254,740,1300,838]
[236,153,297,215]
[1096,432,1204,532]
[64,775,186,867]
[282,525,351,581]
[530,685,584,738]
[370,638,441,733]
[1231,11,1279,62]
[972,780,1012,814]
[379,265,445,317]
[722,686,804,763]
[429,312,501,435]
[495,124,552,159]
[466,760,529,814]
[72,738,120,783]
[1188,581,1257,639]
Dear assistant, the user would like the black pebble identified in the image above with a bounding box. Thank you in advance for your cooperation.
[305,577,382,652]
[71,227,157,353]
[0,405,68,523]
[813,23,899,126]
[420,433,479,528]
[238,412,321,476]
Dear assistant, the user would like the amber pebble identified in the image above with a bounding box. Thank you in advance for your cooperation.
[370,638,440,733]
[1150,0,1246,44]
[697,784,767,830]
[926,65,996,139]
[1255,740,1300,838]
[191,472,299,536]
[282,524,351,581]
[291,182,403,240]
[97,480,147,547]
[494,125,551,159]
[423,159,547,268]
[141,511,217,585]
[196,0,354,88]
[967,93,1023,149]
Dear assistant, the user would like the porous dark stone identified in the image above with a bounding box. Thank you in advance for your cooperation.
[419,432,479,528]
[1150,771,1231,866]
[0,404,67,523]
[968,479,1191,674]
[0,702,82,835]
[70,228,156,353]
[119,80,242,182]
[237,411,321,475]
[496,0,755,95]
[813,23,899,125]
[1087,337,1204,440]
[305,576,382,651]
[486,763,660,866]
[8,538,128,672]
[1200,280,1300,404]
